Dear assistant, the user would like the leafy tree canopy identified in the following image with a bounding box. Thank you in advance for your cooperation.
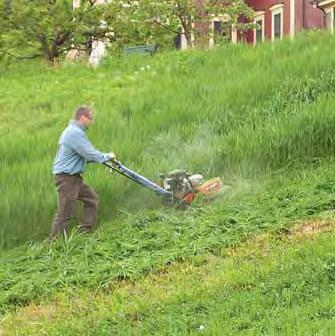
[0,0,254,62]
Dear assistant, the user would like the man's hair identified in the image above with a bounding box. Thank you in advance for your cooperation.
[74,106,92,120]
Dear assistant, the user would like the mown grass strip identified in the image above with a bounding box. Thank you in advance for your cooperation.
[2,219,335,335]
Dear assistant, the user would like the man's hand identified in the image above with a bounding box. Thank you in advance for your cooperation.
[107,152,117,162]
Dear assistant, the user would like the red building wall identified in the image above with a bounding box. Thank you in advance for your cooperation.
[247,0,291,40]
[245,0,324,43]
[294,0,323,31]
[194,0,324,45]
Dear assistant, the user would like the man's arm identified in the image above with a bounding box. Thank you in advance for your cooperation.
[69,130,111,163]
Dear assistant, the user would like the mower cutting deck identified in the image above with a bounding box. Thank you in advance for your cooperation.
[104,160,222,206]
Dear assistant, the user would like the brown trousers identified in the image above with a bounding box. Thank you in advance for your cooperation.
[50,174,99,239]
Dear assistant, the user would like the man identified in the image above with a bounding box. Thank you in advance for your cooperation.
[51,106,115,239]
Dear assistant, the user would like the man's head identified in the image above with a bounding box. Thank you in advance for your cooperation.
[74,106,93,128]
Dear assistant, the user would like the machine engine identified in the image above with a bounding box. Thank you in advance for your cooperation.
[161,170,204,201]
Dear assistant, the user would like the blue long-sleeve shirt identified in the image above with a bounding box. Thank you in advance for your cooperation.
[53,120,110,175]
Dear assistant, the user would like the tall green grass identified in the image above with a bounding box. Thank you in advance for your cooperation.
[1,32,335,249]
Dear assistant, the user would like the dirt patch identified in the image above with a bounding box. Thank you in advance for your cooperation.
[229,218,335,257]
[289,219,335,238]
[11,303,58,323]
[227,234,271,258]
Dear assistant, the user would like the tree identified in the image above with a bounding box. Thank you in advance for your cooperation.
[0,0,112,62]
[1,0,71,61]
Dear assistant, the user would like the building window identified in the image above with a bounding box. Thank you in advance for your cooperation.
[209,14,232,47]
[274,13,281,39]
[213,21,222,41]
[254,11,265,44]
[270,4,284,41]
[213,20,231,44]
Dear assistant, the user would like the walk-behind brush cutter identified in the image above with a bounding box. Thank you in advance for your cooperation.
[104,160,222,207]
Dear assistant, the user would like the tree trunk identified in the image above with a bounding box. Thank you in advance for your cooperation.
[180,18,193,48]
[39,32,71,62]
[38,34,52,61]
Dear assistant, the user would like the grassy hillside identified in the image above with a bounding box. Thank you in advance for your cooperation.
[1,32,335,249]
[1,32,335,335]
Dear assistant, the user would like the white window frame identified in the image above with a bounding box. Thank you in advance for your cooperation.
[73,0,80,9]
[231,24,238,44]
[254,11,265,45]
[270,4,284,41]
[324,6,335,33]
[319,0,335,6]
